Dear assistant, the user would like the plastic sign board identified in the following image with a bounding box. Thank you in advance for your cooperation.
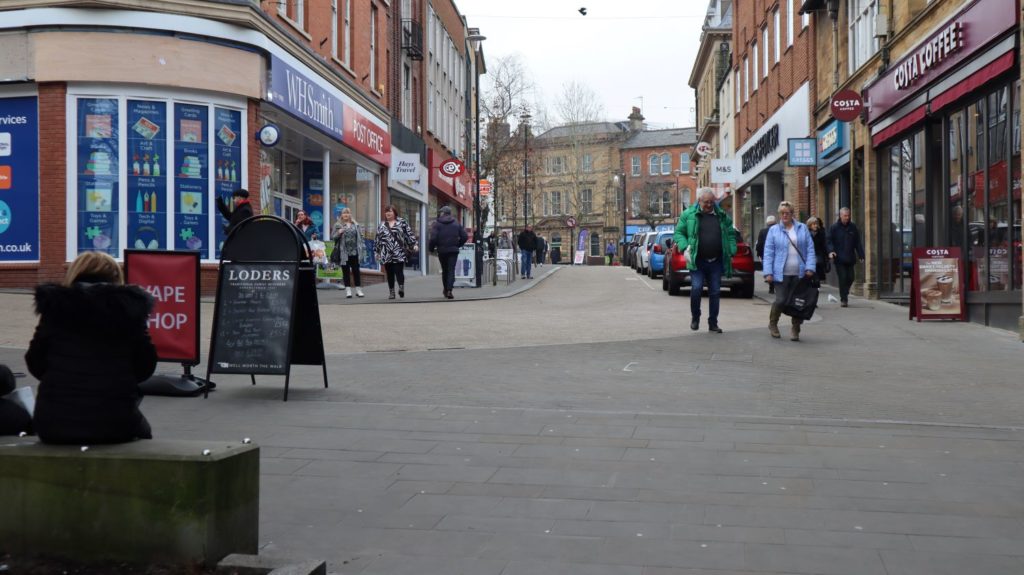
[787,138,817,167]
[566,216,577,228]
[479,180,492,195]
[710,159,739,184]
[910,247,965,321]
[439,158,465,177]
[124,250,201,363]
[695,141,712,156]
[830,89,863,122]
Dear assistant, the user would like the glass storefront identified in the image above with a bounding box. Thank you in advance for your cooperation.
[329,161,379,269]
[389,192,422,270]
[877,80,1021,310]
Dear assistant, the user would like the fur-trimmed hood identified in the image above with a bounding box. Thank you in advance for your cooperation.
[34,283,153,336]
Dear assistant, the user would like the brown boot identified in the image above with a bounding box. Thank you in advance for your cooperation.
[768,305,782,338]
[790,318,802,341]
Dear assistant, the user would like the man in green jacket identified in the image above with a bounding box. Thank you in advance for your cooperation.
[673,188,737,333]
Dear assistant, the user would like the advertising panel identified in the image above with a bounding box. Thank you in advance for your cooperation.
[910,247,965,321]
[124,250,200,363]
[173,104,209,254]
[77,98,119,255]
[213,107,242,258]
[0,96,39,261]
[126,100,167,252]
[302,160,325,233]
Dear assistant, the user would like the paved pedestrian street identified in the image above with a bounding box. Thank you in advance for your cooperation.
[2,266,1023,574]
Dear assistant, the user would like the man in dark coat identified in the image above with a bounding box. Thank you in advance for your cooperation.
[216,188,254,236]
[535,235,547,267]
[827,207,865,307]
[428,205,468,299]
[517,225,538,279]
[755,215,776,294]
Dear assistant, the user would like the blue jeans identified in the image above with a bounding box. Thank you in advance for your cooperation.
[690,258,723,326]
[521,250,533,277]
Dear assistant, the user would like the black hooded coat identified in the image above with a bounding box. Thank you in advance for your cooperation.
[26,283,157,444]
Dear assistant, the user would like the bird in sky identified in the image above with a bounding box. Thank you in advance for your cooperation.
[578,7,587,15]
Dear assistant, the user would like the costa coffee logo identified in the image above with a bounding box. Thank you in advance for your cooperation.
[926,249,950,256]
[894,21,964,91]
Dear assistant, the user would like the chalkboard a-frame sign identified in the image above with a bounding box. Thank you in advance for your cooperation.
[205,215,328,401]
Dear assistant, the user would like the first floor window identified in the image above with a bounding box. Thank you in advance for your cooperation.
[581,189,593,213]
[631,156,640,176]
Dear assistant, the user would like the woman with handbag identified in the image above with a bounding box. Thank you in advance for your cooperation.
[807,216,830,282]
[762,201,817,341]
[375,205,418,300]
[332,207,365,298]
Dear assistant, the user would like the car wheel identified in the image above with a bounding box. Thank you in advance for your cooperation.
[662,272,668,291]
[668,276,681,296]
[648,265,656,279]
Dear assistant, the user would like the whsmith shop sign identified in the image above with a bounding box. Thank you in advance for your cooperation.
[733,83,810,189]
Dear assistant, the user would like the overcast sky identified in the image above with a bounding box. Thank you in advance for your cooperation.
[456,0,709,129]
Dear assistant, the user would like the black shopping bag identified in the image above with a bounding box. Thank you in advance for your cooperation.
[783,276,819,320]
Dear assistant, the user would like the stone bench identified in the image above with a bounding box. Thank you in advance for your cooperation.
[0,438,259,567]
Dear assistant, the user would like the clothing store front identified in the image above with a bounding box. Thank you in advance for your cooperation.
[733,83,811,248]
[863,0,1021,329]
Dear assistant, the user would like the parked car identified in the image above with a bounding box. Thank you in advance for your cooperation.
[635,231,659,275]
[646,231,674,279]
[662,228,755,297]
[626,235,642,269]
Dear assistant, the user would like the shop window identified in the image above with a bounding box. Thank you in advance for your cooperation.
[330,162,380,269]
[73,96,244,260]
[589,232,601,257]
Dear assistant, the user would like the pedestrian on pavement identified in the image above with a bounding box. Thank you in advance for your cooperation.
[673,188,737,333]
[26,251,156,444]
[606,240,616,265]
[215,187,253,236]
[535,235,547,268]
[331,207,366,298]
[486,232,497,258]
[517,224,538,279]
[0,364,32,436]
[428,205,468,300]
[827,207,865,307]
[375,205,418,300]
[763,201,817,341]
[756,215,776,294]
[293,209,320,241]
[806,216,830,282]
[498,231,512,249]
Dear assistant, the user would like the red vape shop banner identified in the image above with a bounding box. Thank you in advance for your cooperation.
[124,250,201,363]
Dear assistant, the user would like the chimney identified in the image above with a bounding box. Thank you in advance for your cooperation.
[628,106,645,132]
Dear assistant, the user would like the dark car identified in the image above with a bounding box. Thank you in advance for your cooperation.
[662,228,755,298]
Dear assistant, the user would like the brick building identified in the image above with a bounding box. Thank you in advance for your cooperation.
[0,0,483,290]
[689,0,733,192]
[803,0,1021,332]
[730,0,818,247]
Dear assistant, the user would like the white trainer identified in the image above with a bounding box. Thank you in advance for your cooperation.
[355,287,364,297]
[345,287,352,298]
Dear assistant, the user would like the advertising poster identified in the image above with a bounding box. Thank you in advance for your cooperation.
[213,108,242,258]
[124,250,200,363]
[911,247,965,321]
[0,96,40,261]
[302,160,325,234]
[77,98,119,256]
[173,104,208,254]
[126,100,167,251]
[454,244,476,287]
[496,248,514,277]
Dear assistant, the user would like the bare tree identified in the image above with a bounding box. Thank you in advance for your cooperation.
[635,181,674,231]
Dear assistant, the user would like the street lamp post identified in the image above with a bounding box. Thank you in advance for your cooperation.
[616,171,627,264]
[520,111,531,228]
[468,32,486,288]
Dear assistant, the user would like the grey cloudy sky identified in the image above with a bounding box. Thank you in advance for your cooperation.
[456,0,709,129]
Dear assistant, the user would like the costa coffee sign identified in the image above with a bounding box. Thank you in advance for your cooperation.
[830,90,863,122]
[893,21,964,91]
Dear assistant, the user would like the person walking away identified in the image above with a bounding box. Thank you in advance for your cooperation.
[215,187,253,236]
[375,205,418,299]
[755,215,776,294]
[428,205,468,299]
[806,216,830,282]
[332,207,366,298]
[606,240,616,265]
[763,201,817,341]
[827,207,865,307]
[535,235,547,268]
[26,251,157,444]
[517,225,538,279]
[294,210,320,241]
[673,188,737,333]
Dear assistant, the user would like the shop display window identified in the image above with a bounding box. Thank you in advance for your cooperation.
[71,95,244,261]
[390,194,422,270]
[329,161,379,269]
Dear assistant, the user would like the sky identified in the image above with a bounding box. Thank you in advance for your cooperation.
[455,0,710,129]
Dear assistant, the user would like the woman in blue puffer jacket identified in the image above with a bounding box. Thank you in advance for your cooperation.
[762,201,817,341]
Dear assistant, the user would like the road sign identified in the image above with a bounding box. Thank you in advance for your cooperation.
[566,216,577,228]
[439,158,465,177]
[830,89,863,122]
[479,180,492,195]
